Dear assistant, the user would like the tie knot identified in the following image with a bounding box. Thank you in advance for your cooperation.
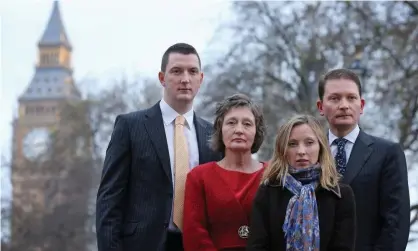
[175,115,186,126]
[333,137,348,146]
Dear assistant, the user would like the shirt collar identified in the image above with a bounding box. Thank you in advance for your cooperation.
[328,124,360,145]
[159,99,194,128]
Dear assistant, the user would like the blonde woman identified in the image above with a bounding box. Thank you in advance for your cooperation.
[247,114,356,251]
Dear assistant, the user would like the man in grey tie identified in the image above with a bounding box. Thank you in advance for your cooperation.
[316,68,410,251]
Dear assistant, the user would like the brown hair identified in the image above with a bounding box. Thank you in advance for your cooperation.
[262,114,340,190]
[318,68,362,100]
[210,94,266,154]
[160,43,201,72]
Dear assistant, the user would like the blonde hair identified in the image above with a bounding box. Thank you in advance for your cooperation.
[261,114,340,190]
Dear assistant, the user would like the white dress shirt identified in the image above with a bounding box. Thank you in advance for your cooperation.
[159,99,199,231]
[328,125,360,164]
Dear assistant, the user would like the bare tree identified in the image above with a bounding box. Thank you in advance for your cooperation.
[404,1,418,16]
[342,1,418,236]
[199,1,360,160]
[201,0,418,239]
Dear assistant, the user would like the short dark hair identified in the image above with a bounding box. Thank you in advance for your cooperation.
[318,68,362,100]
[160,43,201,72]
[210,94,266,154]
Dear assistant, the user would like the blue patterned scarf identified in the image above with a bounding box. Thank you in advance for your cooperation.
[282,164,321,251]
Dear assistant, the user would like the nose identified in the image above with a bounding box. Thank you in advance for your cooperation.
[339,98,349,109]
[296,145,307,156]
[234,123,244,134]
[180,71,191,84]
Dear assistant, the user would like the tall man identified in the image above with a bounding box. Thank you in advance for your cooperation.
[96,43,222,251]
[317,68,410,251]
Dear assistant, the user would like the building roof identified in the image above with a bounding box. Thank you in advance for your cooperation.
[18,1,81,102]
[38,1,72,50]
[18,68,81,102]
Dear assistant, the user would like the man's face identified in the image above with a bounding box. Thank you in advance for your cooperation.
[317,78,365,130]
[158,52,203,104]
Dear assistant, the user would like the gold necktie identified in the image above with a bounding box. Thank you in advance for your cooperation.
[173,115,190,231]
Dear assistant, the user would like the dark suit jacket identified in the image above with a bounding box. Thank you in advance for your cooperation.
[341,130,410,251]
[247,182,356,251]
[95,101,223,251]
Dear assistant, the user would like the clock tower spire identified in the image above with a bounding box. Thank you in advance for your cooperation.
[10,2,83,248]
[18,0,80,104]
[37,0,72,69]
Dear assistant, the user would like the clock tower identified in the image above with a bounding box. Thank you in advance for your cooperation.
[10,0,82,245]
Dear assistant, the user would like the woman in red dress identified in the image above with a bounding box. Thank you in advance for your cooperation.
[182,94,267,251]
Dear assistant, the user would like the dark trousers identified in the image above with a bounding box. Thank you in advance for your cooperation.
[165,231,183,251]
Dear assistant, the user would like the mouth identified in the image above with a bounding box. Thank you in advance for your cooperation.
[336,114,351,118]
[296,159,309,163]
[178,88,191,92]
[232,138,245,142]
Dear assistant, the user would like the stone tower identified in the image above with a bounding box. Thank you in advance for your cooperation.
[10,1,82,248]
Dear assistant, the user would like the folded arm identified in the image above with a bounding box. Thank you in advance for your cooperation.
[96,115,131,251]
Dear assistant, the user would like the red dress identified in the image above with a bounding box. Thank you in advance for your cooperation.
[183,161,266,251]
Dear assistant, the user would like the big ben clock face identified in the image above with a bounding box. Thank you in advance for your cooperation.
[22,127,51,161]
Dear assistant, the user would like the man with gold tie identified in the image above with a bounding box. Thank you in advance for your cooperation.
[96,43,223,251]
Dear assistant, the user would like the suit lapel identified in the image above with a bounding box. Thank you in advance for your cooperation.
[194,115,211,164]
[144,102,172,182]
[342,130,374,184]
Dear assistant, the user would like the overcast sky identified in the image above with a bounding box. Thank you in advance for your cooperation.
[1,0,231,158]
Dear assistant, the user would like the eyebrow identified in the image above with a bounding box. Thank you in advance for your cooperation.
[170,66,199,70]
[225,117,254,122]
[328,92,359,97]
[288,137,316,141]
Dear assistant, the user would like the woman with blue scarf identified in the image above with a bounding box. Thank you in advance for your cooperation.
[247,114,356,251]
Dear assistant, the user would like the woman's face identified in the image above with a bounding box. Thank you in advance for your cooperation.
[222,107,256,153]
[286,123,320,169]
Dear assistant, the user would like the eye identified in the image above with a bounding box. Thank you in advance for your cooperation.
[172,69,181,74]
[288,142,297,147]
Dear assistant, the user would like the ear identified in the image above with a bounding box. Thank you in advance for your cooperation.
[158,71,165,87]
[316,99,324,116]
[360,98,365,114]
[199,72,204,85]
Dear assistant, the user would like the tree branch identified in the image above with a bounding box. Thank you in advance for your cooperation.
[404,1,418,15]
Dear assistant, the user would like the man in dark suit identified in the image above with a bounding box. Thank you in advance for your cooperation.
[316,68,410,251]
[96,43,222,251]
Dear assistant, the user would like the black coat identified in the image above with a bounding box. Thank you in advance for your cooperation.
[247,182,356,251]
[338,131,410,251]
